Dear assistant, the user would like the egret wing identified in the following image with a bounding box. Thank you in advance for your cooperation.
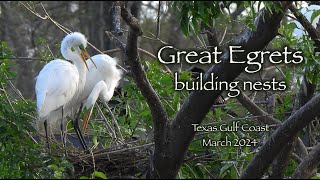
[36,59,79,118]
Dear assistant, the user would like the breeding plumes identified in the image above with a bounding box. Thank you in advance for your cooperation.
[35,32,96,150]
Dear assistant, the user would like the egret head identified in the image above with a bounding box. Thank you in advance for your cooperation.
[61,32,95,70]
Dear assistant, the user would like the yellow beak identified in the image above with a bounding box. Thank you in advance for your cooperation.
[83,49,97,69]
[80,51,89,71]
[80,49,97,71]
[82,112,90,133]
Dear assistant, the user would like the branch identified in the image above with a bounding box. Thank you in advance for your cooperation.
[105,35,173,77]
[290,4,320,51]
[291,143,320,179]
[156,1,161,38]
[105,31,126,53]
[306,1,320,6]
[240,93,320,179]
[204,24,220,51]
[291,153,302,164]
[118,1,143,36]
[148,2,292,178]
[112,1,123,35]
[295,137,308,158]
[236,89,282,125]
[269,136,295,179]
[118,1,168,139]
[104,47,156,59]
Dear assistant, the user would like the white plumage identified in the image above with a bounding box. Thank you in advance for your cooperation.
[82,54,122,109]
[35,32,94,147]
[36,54,123,134]
[36,60,79,121]
[34,31,122,151]
[81,54,123,132]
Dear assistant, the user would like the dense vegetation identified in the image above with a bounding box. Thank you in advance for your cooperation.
[1,1,320,179]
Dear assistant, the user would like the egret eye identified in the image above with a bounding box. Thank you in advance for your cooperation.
[71,47,75,52]
[79,44,85,51]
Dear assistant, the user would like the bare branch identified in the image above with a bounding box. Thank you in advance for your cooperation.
[291,153,302,163]
[118,1,143,36]
[118,0,168,142]
[290,4,320,51]
[241,93,320,179]
[295,137,308,158]
[156,1,161,38]
[291,143,320,179]
[113,1,123,36]
[20,2,128,72]
[269,136,295,179]
[306,1,320,6]
[149,2,292,178]
[105,31,126,53]
[236,89,282,125]
[101,101,124,142]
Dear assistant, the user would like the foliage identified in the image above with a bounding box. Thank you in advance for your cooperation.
[2,0,320,179]
[0,41,72,178]
[171,1,244,36]
[168,1,320,178]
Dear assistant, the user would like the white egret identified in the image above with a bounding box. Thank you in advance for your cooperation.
[80,54,123,134]
[35,32,96,151]
[36,53,123,150]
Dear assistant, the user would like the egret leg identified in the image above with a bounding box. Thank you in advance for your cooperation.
[60,106,67,155]
[44,120,51,152]
[72,103,88,151]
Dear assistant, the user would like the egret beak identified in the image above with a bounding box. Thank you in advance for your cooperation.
[82,105,94,133]
[80,52,90,71]
[82,112,90,133]
[83,49,97,69]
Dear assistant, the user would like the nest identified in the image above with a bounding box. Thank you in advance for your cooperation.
[66,140,154,178]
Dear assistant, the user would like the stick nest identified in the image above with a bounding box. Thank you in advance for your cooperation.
[66,140,153,178]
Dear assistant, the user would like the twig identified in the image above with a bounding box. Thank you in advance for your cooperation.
[20,2,128,72]
[291,153,302,163]
[291,143,320,179]
[5,73,28,104]
[286,14,298,21]
[0,57,45,61]
[95,102,117,140]
[156,1,161,38]
[101,101,124,141]
[290,4,320,50]
[90,149,96,176]
[105,31,126,53]
[1,82,15,113]
[236,89,282,125]
[201,112,288,127]
[144,32,171,46]
[45,43,55,59]
[105,32,172,74]
[219,26,228,46]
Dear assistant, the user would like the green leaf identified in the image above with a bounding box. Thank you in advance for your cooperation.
[80,176,90,179]
[220,163,233,177]
[181,15,190,37]
[311,9,320,24]
[93,171,107,179]
[192,17,199,33]
[48,164,59,171]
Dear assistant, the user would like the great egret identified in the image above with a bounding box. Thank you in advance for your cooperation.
[36,53,123,150]
[80,54,123,135]
[35,32,96,151]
